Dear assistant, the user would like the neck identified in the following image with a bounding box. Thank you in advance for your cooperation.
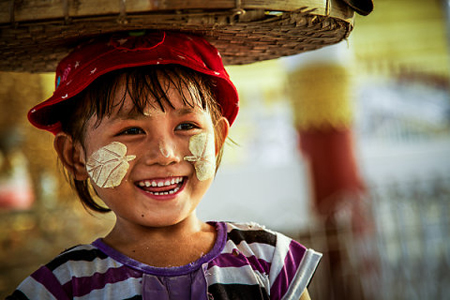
[102,215,217,267]
[106,214,205,246]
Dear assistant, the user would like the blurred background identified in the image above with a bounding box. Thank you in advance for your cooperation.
[1,0,449,299]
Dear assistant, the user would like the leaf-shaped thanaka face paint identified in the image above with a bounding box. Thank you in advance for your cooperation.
[86,142,136,188]
[184,133,216,181]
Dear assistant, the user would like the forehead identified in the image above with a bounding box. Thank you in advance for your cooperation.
[111,72,206,116]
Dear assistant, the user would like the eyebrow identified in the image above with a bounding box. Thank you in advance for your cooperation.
[114,109,143,120]
[176,107,198,116]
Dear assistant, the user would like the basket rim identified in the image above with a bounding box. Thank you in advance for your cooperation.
[1,0,354,25]
[0,0,355,72]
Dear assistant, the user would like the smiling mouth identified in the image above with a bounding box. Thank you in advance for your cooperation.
[136,177,185,196]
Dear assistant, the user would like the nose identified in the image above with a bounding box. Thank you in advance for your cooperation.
[143,137,180,166]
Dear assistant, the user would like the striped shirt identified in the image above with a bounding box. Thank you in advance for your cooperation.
[7,222,322,300]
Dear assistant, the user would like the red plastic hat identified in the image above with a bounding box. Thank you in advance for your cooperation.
[28,31,239,134]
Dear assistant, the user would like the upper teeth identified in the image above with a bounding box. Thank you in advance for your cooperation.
[138,177,183,187]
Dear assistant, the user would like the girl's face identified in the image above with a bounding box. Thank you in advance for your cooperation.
[79,77,226,229]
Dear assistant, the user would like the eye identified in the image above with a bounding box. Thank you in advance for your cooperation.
[175,123,198,131]
[120,127,145,135]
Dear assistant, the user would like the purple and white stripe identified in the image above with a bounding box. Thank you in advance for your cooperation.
[9,221,321,300]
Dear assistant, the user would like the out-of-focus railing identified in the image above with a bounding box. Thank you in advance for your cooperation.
[296,175,450,300]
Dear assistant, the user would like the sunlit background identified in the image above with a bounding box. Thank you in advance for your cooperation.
[1,0,449,299]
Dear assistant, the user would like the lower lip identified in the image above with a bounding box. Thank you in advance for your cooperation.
[136,179,186,201]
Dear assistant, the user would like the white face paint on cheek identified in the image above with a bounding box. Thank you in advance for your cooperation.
[184,133,216,181]
[86,141,136,188]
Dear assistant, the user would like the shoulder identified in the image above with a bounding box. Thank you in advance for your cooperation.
[224,221,278,247]
[9,243,121,299]
[219,221,322,299]
[42,243,114,283]
[223,221,306,259]
[47,243,109,270]
[214,221,310,273]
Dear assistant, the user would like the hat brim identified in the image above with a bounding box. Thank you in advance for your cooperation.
[0,0,354,72]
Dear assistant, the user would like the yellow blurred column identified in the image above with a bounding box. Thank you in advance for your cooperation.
[286,47,366,219]
[286,44,377,300]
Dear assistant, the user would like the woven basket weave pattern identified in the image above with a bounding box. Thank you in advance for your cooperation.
[0,6,352,72]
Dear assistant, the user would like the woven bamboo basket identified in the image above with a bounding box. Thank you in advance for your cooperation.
[0,0,355,72]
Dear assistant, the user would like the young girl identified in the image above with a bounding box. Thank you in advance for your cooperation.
[7,31,321,300]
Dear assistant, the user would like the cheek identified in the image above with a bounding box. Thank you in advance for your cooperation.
[86,141,136,188]
[184,133,216,181]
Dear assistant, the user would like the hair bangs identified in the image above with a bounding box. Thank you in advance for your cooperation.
[122,66,213,117]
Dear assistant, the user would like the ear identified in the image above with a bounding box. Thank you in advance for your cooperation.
[214,117,230,155]
[54,133,89,181]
